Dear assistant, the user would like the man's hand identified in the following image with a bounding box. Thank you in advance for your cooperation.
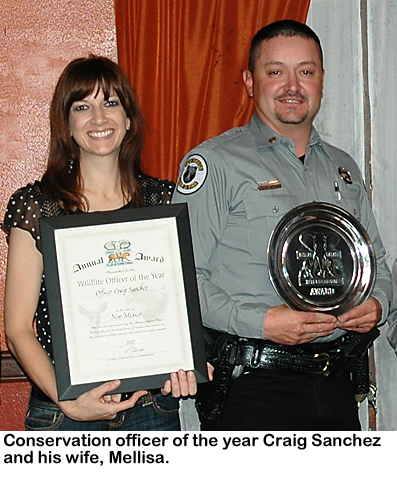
[264,304,337,345]
[336,297,381,333]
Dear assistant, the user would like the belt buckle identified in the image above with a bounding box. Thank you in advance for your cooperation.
[313,352,331,374]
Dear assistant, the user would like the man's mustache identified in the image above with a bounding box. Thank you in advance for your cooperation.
[275,92,307,101]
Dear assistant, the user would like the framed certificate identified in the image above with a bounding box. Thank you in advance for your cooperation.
[40,203,208,400]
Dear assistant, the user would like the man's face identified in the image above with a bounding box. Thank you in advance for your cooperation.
[243,35,324,134]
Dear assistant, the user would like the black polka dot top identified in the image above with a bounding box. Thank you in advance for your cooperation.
[2,175,175,361]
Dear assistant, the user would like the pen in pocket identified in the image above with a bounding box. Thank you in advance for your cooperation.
[334,181,341,200]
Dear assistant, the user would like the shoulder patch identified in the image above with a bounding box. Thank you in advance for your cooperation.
[176,154,208,194]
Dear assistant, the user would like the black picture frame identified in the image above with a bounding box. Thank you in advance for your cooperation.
[40,203,208,400]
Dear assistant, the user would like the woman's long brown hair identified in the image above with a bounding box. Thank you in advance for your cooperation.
[41,56,144,212]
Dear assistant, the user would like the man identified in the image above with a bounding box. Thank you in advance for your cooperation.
[172,20,392,430]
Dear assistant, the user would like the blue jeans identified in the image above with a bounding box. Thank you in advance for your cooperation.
[25,391,180,431]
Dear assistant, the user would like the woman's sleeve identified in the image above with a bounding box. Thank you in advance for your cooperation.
[139,175,175,206]
[2,185,43,252]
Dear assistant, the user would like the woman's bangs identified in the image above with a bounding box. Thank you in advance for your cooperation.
[67,67,118,105]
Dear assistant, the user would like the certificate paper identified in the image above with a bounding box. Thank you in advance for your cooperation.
[41,204,207,400]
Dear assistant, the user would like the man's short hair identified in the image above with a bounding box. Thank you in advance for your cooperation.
[248,19,323,72]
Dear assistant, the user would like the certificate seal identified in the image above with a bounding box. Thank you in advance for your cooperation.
[267,202,376,314]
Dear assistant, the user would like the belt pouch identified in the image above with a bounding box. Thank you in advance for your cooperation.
[327,328,379,378]
[195,331,239,422]
[351,353,370,401]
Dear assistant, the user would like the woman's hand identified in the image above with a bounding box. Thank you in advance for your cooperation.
[58,380,148,422]
[161,364,214,398]
[162,370,198,397]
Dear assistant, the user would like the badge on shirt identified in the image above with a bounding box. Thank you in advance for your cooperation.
[257,178,282,190]
[177,154,208,194]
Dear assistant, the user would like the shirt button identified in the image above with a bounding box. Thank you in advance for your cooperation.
[273,206,279,213]
[268,136,277,143]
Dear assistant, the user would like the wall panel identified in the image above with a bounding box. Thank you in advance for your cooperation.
[0,0,117,431]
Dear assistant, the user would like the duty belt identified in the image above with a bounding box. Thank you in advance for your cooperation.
[196,327,379,422]
[232,340,333,375]
[216,328,380,378]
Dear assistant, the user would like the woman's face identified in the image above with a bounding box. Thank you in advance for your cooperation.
[69,88,130,162]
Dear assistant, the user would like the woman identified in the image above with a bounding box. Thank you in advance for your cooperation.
[2,56,196,431]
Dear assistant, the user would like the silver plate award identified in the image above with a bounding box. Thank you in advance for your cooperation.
[268,202,376,314]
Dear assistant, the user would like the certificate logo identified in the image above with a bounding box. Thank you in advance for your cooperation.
[104,240,132,266]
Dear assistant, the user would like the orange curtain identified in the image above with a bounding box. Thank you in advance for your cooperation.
[115,0,310,181]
